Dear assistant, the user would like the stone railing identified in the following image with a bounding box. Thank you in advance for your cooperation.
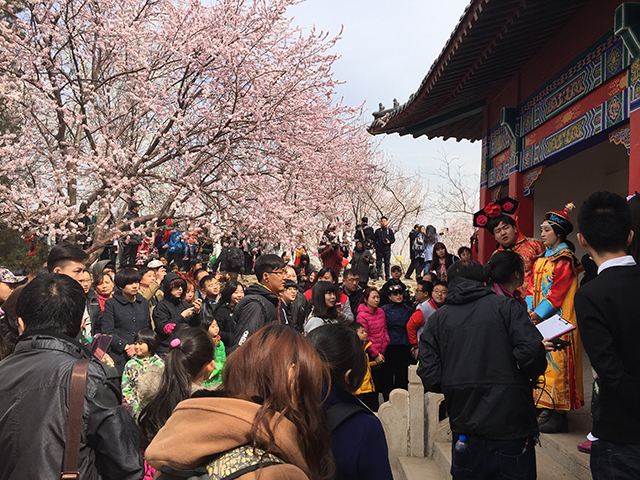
[377,365,451,466]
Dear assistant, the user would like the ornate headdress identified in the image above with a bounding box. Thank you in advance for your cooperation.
[543,202,575,235]
[473,197,519,229]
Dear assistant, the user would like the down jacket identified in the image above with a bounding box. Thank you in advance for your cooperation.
[357,303,389,358]
[153,273,199,353]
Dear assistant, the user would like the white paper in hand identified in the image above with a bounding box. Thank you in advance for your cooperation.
[536,314,576,340]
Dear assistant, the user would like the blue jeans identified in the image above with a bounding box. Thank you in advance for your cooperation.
[591,439,640,480]
[450,433,536,480]
[376,250,391,280]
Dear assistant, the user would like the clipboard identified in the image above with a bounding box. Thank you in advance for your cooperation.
[536,314,576,340]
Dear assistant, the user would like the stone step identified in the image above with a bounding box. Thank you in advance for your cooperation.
[396,456,447,480]
[537,409,592,479]
[429,440,583,480]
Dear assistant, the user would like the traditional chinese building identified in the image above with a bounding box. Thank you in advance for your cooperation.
[369,0,640,262]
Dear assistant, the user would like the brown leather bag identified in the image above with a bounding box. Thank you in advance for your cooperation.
[60,358,90,480]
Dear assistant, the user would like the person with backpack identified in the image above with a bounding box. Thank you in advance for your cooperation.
[166,228,187,270]
[145,324,332,480]
[355,217,375,251]
[211,238,245,282]
[307,324,393,480]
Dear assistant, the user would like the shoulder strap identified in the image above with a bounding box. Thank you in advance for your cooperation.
[60,358,90,480]
[325,400,372,433]
[157,445,285,480]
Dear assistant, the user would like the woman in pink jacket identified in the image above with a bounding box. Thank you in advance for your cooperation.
[357,287,389,410]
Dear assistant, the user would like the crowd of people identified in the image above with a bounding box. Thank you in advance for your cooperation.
[0,190,639,480]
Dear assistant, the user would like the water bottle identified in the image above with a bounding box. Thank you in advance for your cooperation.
[455,434,469,453]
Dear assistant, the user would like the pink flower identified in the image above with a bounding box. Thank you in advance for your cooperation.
[502,201,514,212]
[476,215,488,226]
[164,323,176,335]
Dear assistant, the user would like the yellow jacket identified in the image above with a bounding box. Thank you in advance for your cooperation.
[355,341,376,395]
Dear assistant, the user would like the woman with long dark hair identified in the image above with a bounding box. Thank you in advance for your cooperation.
[145,324,332,480]
[213,280,245,349]
[428,242,457,282]
[138,327,215,442]
[307,324,393,480]
[304,281,340,334]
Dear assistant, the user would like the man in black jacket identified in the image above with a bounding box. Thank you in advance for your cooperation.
[575,191,640,479]
[229,254,285,353]
[373,216,395,281]
[0,274,143,480]
[418,260,546,480]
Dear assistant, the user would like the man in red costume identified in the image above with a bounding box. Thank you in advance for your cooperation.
[474,198,544,295]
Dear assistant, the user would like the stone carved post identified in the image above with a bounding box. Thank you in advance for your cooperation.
[408,365,425,457]
[377,389,409,467]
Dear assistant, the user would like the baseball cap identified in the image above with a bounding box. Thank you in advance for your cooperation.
[389,285,404,294]
[147,260,164,269]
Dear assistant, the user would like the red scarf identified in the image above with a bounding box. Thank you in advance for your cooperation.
[98,294,109,312]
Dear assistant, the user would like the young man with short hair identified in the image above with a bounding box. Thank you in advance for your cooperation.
[487,214,544,294]
[229,254,286,352]
[47,241,90,282]
[575,191,640,479]
[279,279,301,328]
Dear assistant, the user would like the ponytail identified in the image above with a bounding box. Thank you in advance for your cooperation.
[138,327,214,441]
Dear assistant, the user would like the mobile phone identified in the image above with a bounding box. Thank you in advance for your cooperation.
[90,334,113,361]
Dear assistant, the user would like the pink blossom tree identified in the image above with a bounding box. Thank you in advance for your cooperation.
[0,0,375,253]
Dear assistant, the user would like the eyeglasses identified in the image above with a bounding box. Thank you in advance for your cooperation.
[268,270,285,276]
[433,289,447,295]
[79,279,91,285]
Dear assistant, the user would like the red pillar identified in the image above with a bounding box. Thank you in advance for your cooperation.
[478,186,494,264]
[630,109,640,194]
[509,171,535,238]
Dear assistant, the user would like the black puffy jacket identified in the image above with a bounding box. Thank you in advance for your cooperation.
[0,333,144,480]
[417,277,547,440]
[229,283,281,353]
[153,273,198,353]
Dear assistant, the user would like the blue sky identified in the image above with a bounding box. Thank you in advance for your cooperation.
[287,0,481,192]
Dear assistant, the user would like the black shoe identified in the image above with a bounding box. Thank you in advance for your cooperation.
[538,410,568,433]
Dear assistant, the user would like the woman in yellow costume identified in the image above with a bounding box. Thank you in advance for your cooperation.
[526,203,584,433]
